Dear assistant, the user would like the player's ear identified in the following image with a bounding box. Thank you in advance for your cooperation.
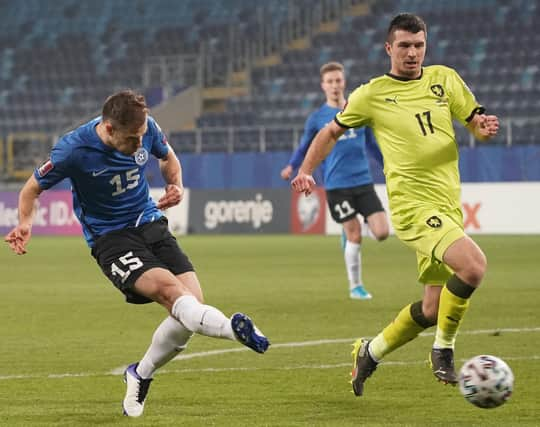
[384,42,392,57]
[105,122,114,136]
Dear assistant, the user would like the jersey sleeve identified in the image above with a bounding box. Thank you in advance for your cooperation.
[34,138,73,190]
[335,85,371,129]
[288,113,319,169]
[148,117,170,159]
[448,68,484,125]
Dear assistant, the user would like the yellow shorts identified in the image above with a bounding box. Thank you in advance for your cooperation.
[393,207,465,285]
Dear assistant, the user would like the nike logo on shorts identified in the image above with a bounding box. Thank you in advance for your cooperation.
[92,168,109,177]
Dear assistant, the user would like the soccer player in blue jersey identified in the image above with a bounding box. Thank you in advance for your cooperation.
[281,62,389,299]
[4,90,270,417]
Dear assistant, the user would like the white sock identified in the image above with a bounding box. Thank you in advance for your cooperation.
[136,316,193,379]
[344,241,362,290]
[171,295,235,340]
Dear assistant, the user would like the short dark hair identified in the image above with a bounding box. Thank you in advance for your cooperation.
[102,90,148,130]
[387,13,427,43]
[320,62,344,81]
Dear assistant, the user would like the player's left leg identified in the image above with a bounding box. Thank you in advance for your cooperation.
[342,218,371,299]
[365,211,389,241]
[356,184,389,242]
[429,234,486,384]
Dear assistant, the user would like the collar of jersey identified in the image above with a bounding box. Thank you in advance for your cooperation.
[385,68,424,82]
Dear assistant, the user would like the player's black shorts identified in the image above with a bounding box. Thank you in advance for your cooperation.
[91,217,194,305]
[326,184,385,224]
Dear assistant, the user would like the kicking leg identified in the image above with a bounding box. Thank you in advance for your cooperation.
[135,268,269,353]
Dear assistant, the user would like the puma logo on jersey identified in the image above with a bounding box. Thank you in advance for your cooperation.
[92,168,109,177]
[385,96,398,104]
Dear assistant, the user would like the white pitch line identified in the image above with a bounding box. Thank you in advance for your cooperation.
[3,355,540,381]
[1,326,539,381]
[156,354,540,375]
[166,326,540,362]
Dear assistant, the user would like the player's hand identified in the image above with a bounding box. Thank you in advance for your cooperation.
[157,184,184,210]
[291,171,316,196]
[478,114,499,137]
[4,224,32,255]
[280,165,293,180]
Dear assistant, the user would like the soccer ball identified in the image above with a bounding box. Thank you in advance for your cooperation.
[458,355,514,409]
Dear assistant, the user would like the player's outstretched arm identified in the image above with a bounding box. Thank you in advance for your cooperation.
[4,175,42,255]
[280,165,293,180]
[157,148,184,210]
[282,118,318,181]
[466,113,499,142]
[291,121,345,196]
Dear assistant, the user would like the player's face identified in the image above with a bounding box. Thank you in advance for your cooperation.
[110,119,148,155]
[321,70,345,104]
[385,30,426,79]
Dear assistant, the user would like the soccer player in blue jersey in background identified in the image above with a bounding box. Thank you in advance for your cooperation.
[281,62,389,299]
[5,90,270,417]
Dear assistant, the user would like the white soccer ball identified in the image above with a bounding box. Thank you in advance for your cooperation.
[458,355,514,409]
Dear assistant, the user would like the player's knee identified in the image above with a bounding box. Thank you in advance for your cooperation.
[373,226,389,241]
[368,214,389,241]
[344,228,362,243]
[351,233,362,243]
[156,282,187,310]
[422,300,438,323]
[463,253,487,287]
[465,262,487,287]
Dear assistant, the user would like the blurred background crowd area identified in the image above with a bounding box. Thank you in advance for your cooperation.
[0,0,538,184]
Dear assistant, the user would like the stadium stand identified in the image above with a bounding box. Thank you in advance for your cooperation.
[210,0,539,149]
[0,0,538,180]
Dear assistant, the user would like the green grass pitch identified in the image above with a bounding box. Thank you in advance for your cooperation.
[1,234,539,426]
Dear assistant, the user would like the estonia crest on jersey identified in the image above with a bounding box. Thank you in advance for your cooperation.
[134,148,149,165]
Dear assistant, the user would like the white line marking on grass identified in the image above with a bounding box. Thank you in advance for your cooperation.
[167,326,540,362]
[3,355,540,381]
[1,327,539,381]
[157,354,540,375]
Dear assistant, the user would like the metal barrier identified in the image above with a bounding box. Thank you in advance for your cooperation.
[5,133,53,179]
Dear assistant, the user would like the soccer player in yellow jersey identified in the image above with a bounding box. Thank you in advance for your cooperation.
[291,13,499,395]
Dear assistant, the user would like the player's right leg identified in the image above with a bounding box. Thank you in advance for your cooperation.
[135,268,270,353]
[352,299,436,395]
[342,217,372,299]
[327,188,372,298]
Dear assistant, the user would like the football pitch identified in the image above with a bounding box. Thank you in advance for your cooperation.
[1,234,539,426]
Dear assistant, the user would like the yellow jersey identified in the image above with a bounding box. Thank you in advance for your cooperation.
[335,65,482,221]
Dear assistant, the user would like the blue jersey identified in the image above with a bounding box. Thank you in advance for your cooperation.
[288,103,382,190]
[35,116,170,247]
